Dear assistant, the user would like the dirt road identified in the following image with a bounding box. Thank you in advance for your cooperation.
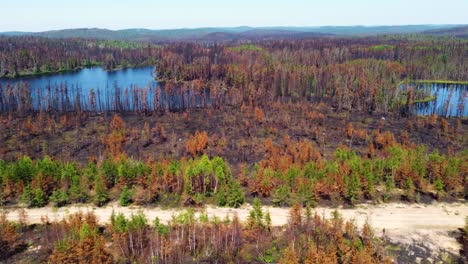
[3,202,467,254]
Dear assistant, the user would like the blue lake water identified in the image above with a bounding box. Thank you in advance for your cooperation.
[0,66,158,111]
[408,83,467,117]
[0,66,157,94]
[0,67,466,116]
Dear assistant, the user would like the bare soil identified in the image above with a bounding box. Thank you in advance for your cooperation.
[4,201,467,255]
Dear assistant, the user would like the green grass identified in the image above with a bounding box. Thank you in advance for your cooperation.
[228,44,263,52]
[400,90,436,105]
[385,244,401,252]
[344,58,403,67]
[1,61,153,79]
[401,80,468,85]
[95,40,153,49]
[3,63,101,79]
[413,96,436,104]
[369,45,394,51]
[412,45,442,51]
[415,80,468,85]
[6,68,82,79]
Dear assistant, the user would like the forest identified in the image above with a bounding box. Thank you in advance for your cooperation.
[0,33,467,263]
[0,37,160,78]
[1,36,467,114]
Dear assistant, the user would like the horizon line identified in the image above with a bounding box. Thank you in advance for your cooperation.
[1,24,466,33]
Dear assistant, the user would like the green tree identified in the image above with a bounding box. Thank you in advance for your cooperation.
[226,181,245,208]
[247,198,264,229]
[153,217,170,236]
[265,210,272,232]
[94,177,109,207]
[21,185,32,206]
[31,188,47,207]
[215,187,227,206]
[346,172,361,205]
[119,186,133,206]
[14,156,35,183]
[50,189,69,207]
[272,186,291,207]
[100,159,118,188]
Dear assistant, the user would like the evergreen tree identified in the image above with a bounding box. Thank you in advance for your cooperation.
[272,185,291,207]
[215,186,227,206]
[119,186,133,206]
[226,181,245,208]
[30,188,47,207]
[21,185,32,206]
[247,198,264,229]
[50,189,69,207]
[94,176,109,207]
[265,210,272,232]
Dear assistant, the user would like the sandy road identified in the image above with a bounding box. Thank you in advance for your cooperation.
[3,202,467,254]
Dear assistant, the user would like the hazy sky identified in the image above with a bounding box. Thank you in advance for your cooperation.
[2,0,467,31]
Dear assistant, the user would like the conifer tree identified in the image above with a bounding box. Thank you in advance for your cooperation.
[94,176,109,207]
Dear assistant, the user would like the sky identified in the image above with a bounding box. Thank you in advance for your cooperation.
[1,0,468,32]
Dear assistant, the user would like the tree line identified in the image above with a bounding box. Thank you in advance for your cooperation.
[0,134,464,208]
[0,36,160,77]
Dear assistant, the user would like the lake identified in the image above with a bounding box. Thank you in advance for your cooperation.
[0,66,157,112]
[407,83,467,117]
[0,66,158,93]
[0,66,210,112]
[0,67,466,116]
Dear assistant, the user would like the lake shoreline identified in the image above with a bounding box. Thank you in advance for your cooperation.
[0,63,155,80]
[400,79,468,85]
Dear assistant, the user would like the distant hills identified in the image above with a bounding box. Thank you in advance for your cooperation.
[0,25,466,42]
[0,27,330,41]
[422,25,468,38]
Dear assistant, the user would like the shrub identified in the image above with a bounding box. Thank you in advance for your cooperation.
[374,131,396,149]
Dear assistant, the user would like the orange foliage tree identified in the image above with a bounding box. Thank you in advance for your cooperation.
[102,114,126,160]
[345,122,354,139]
[186,131,209,156]
[0,213,24,260]
[254,107,265,124]
[279,243,300,264]
[48,212,112,263]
